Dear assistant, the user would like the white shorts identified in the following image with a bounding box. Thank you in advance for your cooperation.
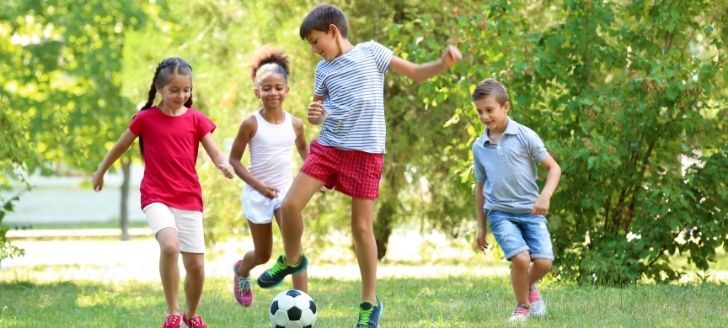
[241,184,289,224]
[143,202,205,253]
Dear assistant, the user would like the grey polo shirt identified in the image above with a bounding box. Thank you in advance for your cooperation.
[472,118,549,214]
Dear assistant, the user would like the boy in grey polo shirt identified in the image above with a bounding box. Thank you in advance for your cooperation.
[471,78,561,323]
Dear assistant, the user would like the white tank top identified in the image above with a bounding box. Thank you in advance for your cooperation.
[248,111,296,190]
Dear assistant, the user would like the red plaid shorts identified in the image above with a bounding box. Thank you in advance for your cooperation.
[300,140,384,199]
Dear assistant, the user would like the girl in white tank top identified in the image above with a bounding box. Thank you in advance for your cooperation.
[228,47,310,306]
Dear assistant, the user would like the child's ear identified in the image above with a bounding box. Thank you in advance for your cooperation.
[254,87,261,98]
[328,24,339,36]
[503,101,511,112]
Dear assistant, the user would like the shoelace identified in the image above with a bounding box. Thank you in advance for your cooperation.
[186,316,205,328]
[267,260,287,276]
[238,278,251,293]
[512,304,530,316]
[164,315,180,325]
[358,306,373,325]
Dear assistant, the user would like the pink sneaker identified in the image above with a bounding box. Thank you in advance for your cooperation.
[182,314,208,328]
[508,304,530,323]
[529,286,546,317]
[162,314,181,328]
[233,260,253,307]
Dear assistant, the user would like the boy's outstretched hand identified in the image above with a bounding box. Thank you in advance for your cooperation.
[441,45,462,68]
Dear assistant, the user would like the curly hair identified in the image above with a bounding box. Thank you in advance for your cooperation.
[249,46,290,83]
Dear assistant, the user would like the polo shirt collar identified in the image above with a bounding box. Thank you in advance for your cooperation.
[482,118,517,145]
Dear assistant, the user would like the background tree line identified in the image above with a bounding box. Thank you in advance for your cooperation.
[1,0,725,285]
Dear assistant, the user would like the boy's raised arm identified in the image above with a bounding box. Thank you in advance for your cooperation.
[389,45,462,82]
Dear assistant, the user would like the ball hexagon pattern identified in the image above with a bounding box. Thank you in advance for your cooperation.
[269,289,317,328]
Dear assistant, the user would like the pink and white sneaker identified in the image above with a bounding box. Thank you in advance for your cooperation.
[233,260,253,307]
[162,314,181,328]
[529,286,547,317]
[508,304,530,323]
[182,314,208,328]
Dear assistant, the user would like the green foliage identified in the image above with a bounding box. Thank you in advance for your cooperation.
[0,0,147,257]
[409,0,728,284]
[1,0,726,283]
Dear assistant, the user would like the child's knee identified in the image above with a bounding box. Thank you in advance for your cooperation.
[534,259,553,271]
[510,251,531,267]
[159,242,180,256]
[254,250,272,264]
[281,198,303,215]
[351,222,373,238]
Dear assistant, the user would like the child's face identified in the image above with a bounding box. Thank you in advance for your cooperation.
[255,72,288,109]
[305,28,338,61]
[157,73,192,108]
[474,95,509,132]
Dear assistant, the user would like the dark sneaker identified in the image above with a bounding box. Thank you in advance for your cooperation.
[356,297,383,328]
[257,254,308,289]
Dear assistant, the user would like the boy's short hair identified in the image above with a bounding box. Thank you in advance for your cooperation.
[472,78,509,105]
[299,4,349,40]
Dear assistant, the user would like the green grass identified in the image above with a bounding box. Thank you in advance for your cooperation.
[1,271,727,327]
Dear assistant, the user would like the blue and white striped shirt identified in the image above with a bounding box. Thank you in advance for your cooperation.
[314,41,393,154]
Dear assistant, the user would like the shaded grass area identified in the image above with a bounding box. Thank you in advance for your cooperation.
[1,274,726,327]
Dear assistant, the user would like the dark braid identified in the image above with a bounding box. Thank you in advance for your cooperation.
[138,58,194,157]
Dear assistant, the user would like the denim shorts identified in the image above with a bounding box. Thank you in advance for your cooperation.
[487,210,554,261]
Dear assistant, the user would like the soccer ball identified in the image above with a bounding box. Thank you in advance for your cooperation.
[269,289,317,328]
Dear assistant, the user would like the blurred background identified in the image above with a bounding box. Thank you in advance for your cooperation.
[1,0,726,285]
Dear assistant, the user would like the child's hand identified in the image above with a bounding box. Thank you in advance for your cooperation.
[256,183,279,199]
[217,162,234,179]
[475,228,490,252]
[92,171,104,191]
[307,100,325,125]
[532,195,550,215]
[441,45,462,68]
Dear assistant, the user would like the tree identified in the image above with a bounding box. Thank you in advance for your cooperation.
[0,0,146,240]
[420,0,727,284]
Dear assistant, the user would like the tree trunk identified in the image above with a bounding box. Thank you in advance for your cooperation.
[120,156,131,241]
[374,201,395,260]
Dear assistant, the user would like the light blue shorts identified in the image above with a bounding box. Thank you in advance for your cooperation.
[487,210,554,261]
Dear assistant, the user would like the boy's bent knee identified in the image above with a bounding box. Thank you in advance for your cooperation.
[281,199,304,216]
[533,258,553,271]
[510,251,531,265]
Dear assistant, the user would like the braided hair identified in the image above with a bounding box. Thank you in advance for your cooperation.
[249,47,290,85]
[138,57,194,156]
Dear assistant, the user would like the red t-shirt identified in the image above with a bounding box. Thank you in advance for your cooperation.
[129,107,216,211]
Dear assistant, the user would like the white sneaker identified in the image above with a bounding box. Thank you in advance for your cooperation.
[508,304,530,323]
[529,287,547,317]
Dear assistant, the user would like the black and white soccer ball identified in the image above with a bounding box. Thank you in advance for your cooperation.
[269,289,317,328]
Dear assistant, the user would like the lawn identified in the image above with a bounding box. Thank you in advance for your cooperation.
[1,270,727,327]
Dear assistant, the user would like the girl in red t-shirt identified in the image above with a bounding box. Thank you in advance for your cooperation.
[92,57,233,328]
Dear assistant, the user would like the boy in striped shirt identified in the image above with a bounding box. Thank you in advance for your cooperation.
[257,4,462,327]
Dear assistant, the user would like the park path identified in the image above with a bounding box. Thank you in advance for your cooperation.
[1,229,509,282]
